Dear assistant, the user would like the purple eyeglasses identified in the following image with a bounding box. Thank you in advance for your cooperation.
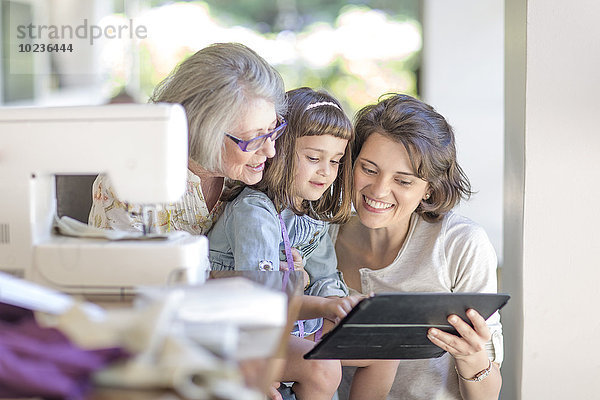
[225,116,287,152]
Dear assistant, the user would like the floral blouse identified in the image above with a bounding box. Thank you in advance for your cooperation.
[88,170,224,235]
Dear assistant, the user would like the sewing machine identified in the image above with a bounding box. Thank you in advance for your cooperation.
[0,103,209,299]
[0,103,294,399]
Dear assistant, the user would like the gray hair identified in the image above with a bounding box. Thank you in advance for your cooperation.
[150,42,286,172]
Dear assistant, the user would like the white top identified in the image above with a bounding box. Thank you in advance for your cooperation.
[331,211,503,400]
[88,170,223,235]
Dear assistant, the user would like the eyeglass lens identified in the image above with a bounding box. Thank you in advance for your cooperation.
[245,120,285,151]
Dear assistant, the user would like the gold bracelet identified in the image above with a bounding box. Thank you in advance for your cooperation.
[455,360,492,382]
[303,276,311,291]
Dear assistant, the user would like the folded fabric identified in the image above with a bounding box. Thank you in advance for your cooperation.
[0,303,127,400]
[54,215,190,241]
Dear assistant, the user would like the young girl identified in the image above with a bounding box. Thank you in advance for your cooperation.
[208,88,398,400]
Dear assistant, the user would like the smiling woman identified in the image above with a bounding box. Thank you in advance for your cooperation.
[88,43,285,235]
[333,94,503,400]
[353,132,430,232]
[220,97,280,185]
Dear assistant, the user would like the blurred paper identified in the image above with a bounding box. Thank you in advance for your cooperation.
[0,271,103,319]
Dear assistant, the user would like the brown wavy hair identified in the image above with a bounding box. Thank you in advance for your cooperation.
[252,87,354,223]
[354,94,473,222]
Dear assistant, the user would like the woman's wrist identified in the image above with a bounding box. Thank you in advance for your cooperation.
[455,359,492,382]
[454,352,492,381]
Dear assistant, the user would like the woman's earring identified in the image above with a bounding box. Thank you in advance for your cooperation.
[424,193,431,200]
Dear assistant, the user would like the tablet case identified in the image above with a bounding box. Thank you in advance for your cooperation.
[304,292,510,360]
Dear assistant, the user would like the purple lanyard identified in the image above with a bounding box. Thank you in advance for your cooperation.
[279,213,295,285]
[279,213,305,338]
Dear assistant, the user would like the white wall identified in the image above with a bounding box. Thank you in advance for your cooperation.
[502,0,526,397]
[421,1,504,263]
[504,0,600,398]
[424,1,600,398]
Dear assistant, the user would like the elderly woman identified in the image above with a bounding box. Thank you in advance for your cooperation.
[89,43,286,234]
[333,94,503,400]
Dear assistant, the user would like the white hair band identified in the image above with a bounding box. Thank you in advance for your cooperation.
[305,101,341,111]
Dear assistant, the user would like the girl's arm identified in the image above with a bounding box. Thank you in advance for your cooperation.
[297,294,362,323]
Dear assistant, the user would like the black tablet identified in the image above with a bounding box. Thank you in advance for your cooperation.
[304,292,510,360]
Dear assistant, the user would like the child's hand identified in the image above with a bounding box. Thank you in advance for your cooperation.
[267,382,283,400]
[322,295,363,323]
[298,294,363,321]
[279,248,310,289]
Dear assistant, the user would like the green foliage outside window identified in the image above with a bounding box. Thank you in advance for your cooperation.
[123,0,421,115]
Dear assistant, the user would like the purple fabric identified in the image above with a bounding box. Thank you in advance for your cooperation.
[0,302,127,399]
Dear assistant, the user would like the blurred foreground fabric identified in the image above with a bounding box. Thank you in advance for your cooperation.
[0,302,127,400]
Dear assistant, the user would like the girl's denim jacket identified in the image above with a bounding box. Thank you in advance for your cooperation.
[208,187,349,335]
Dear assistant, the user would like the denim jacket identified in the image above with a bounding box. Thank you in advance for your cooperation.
[208,187,348,296]
[208,187,348,335]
